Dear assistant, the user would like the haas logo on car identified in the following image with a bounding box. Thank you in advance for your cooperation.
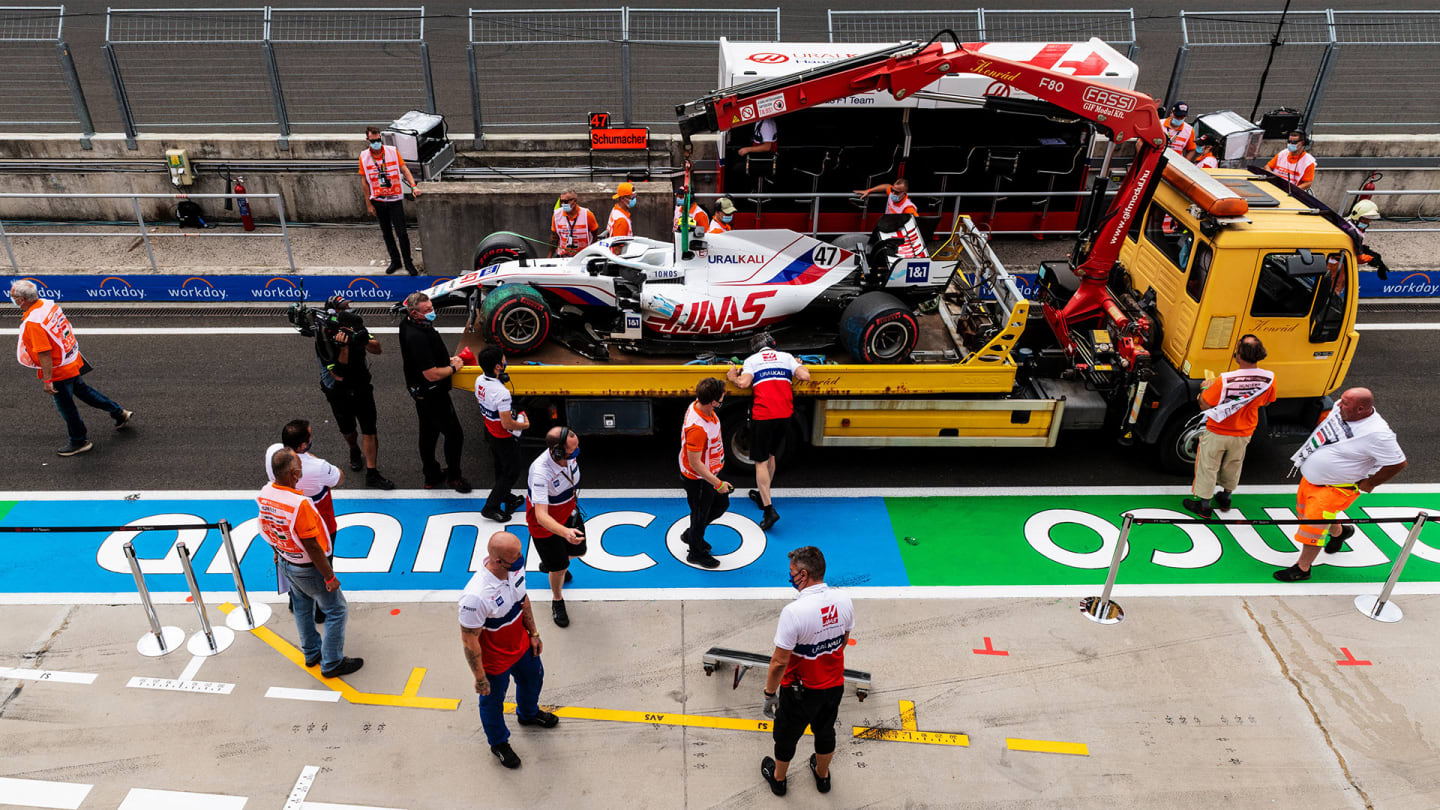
[748,52,789,64]
[1082,86,1136,118]
[650,290,777,334]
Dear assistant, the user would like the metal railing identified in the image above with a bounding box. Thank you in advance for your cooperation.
[104,6,435,148]
[827,8,1139,60]
[1334,189,1440,231]
[0,192,297,274]
[0,6,94,147]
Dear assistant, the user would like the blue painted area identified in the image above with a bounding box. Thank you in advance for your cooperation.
[0,496,906,594]
[11,275,445,303]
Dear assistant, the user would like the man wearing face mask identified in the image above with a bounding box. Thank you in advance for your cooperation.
[476,346,529,524]
[1347,200,1387,273]
[459,530,555,770]
[607,182,637,238]
[1162,102,1196,160]
[358,126,421,275]
[525,426,587,627]
[854,178,918,217]
[760,546,855,797]
[266,419,344,624]
[399,292,471,493]
[1192,132,1220,169]
[707,197,737,234]
[679,377,731,570]
[1266,130,1317,191]
[672,186,711,234]
[549,190,599,258]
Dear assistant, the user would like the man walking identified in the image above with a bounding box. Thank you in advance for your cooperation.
[476,346,530,523]
[459,531,558,769]
[1274,387,1408,582]
[359,126,421,274]
[314,295,393,489]
[1183,335,1274,518]
[728,333,810,530]
[526,427,587,627]
[679,377,731,569]
[258,449,362,679]
[10,279,132,456]
[760,546,855,797]
[398,292,470,493]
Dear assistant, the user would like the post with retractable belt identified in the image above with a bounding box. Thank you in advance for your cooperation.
[123,541,186,657]
[218,520,272,631]
[1080,513,1131,625]
[176,542,235,656]
[1355,511,1430,623]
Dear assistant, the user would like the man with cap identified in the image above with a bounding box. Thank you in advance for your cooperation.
[1266,130,1317,191]
[707,197,737,235]
[1193,133,1220,169]
[1163,102,1196,160]
[608,182,636,238]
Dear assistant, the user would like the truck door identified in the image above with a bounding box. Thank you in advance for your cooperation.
[1134,201,1202,365]
[1240,249,1348,393]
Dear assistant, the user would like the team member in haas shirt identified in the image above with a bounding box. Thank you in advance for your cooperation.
[475,346,530,524]
[526,426,587,627]
[728,333,811,530]
[678,377,733,569]
[760,546,855,797]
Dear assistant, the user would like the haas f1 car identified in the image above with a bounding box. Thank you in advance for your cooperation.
[414,218,952,362]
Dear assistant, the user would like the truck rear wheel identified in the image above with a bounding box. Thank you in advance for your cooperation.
[482,284,551,355]
[719,404,799,476]
[840,292,919,363]
[473,231,534,272]
[1155,409,1205,475]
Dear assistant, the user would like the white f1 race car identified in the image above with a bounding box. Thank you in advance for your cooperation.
[416,218,953,363]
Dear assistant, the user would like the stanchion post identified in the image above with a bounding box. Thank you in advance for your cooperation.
[176,541,234,656]
[219,520,272,631]
[1355,511,1429,623]
[123,541,185,657]
[1081,513,1131,625]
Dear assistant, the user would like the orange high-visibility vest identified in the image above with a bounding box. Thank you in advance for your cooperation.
[257,482,331,564]
[678,402,725,479]
[553,206,597,255]
[16,299,81,377]
[359,146,405,202]
[608,205,633,237]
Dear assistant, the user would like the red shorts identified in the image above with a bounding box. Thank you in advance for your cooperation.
[1294,478,1361,546]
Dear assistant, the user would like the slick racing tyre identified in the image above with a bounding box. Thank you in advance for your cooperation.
[473,231,535,272]
[482,284,551,355]
[840,292,919,364]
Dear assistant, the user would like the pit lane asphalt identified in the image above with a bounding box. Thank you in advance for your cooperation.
[2,305,1436,492]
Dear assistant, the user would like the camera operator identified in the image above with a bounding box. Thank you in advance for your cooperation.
[314,296,394,490]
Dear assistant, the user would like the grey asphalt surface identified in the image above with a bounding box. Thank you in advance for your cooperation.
[2,303,1435,492]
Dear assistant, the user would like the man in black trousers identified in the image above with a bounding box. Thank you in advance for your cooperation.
[398,292,470,493]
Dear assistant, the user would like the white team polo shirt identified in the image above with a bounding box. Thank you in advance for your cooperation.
[475,373,520,439]
[264,444,342,500]
[775,582,855,690]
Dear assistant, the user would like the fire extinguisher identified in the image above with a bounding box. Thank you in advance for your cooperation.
[1357,171,1383,204]
[233,175,255,232]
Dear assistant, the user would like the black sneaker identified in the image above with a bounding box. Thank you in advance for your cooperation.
[808,753,831,794]
[113,409,134,430]
[448,476,473,494]
[1181,498,1214,519]
[365,469,395,490]
[304,654,320,668]
[1273,564,1311,582]
[349,446,364,471]
[748,489,765,510]
[760,756,787,796]
[552,600,570,628]
[423,477,444,490]
[507,494,526,512]
[687,551,721,569]
[1325,524,1355,555]
[56,440,93,457]
[481,508,510,523]
[1214,491,1233,511]
[681,529,711,553]
[321,657,364,678]
[517,710,560,728]
[491,742,521,769]
[760,506,780,531]
[405,265,420,277]
[384,261,403,275]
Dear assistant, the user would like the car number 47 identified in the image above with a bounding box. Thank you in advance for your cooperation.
[812,245,842,270]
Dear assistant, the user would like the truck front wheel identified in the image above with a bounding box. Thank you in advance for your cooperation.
[719,404,799,476]
[1155,409,1206,475]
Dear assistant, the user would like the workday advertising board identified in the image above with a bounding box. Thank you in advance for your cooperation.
[2,488,1438,599]
[10,275,445,303]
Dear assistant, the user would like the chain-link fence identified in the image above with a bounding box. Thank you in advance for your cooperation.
[104,6,435,147]
[1165,10,1440,133]
[827,8,1139,59]
[0,6,94,147]
[467,7,779,140]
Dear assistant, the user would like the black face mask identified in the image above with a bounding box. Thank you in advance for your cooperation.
[497,370,511,384]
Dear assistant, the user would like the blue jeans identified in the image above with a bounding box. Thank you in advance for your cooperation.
[479,648,544,746]
[51,375,122,443]
[282,560,349,671]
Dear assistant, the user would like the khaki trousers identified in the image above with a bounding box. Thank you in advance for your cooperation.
[1192,430,1252,498]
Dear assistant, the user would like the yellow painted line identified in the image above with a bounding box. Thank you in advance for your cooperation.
[218,603,460,711]
[401,668,426,697]
[853,727,969,746]
[1006,738,1089,756]
[899,699,918,731]
[500,701,803,735]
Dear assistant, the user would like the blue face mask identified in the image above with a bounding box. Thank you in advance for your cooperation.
[1287,143,1301,153]
[561,202,574,214]
[626,197,636,209]
[788,570,805,590]
[369,140,383,151]
[1170,117,1184,126]
[890,192,903,202]
[506,554,525,572]
[568,447,581,460]
[423,310,437,322]
[721,214,733,223]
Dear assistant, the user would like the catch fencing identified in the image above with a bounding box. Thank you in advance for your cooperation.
[104,6,435,148]
[0,6,94,147]
[1165,10,1440,133]
[827,8,1139,60]
[467,7,780,140]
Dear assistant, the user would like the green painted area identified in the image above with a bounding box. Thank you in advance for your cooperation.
[888,493,1440,586]
[0,501,14,523]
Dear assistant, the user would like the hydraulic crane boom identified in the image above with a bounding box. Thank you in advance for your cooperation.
[677,32,1171,367]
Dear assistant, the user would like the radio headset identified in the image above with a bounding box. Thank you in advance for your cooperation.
[550,426,572,463]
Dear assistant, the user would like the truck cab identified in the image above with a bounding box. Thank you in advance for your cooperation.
[1120,161,1359,470]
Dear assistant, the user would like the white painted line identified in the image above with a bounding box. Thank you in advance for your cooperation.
[302,802,408,810]
[266,686,343,703]
[126,675,235,695]
[0,776,93,809]
[1355,323,1440,331]
[117,787,247,810]
[283,766,319,810]
[177,655,204,683]
[0,666,98,684]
